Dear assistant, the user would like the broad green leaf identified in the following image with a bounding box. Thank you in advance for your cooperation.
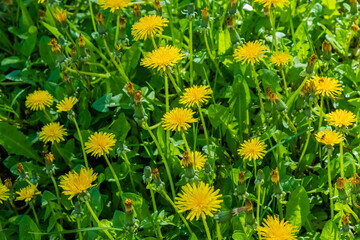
[285,186,310,229]
[320,220,338,240]
[19,215,41,240]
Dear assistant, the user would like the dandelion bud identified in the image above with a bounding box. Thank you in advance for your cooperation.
[78,33,86,48]
[96,12,104,25]
[53,8,67,27]
[48,38,62,54]
[271,169,286,200]
[39,10,46,20]
[44,152,57,175]
[340,213,353,238]
[204,161,213,174]
[125,199,133,214]
[71,46,77,57]
[214,210,233,223]
[49,38,69,68]
[45,152,55,164]
[244,198,257,230]
[305,54,317,75]
[124,199,139,232]
[152,168,165,191]
[342,213,350,226]
[143,166,152,183]
[201,7,210,29]
[119,17,127,41]
[181,151,196,182]
[322,40,332,61]
[4,178,12,189]
[63,71,70,82]
[227,17,241,45]
[186,3,195,19]
[350,173,360,196]
[255,169,264,187]
[96,12,107,38]
[235,171,248,200]
[133,90,147,125]
[134,90,142,105]
[17,163,25,174]
[350,0,357,14]
[335,177,348,204]
[154,0,162,16]
[133,4,141,22]
[126,82,135,98]
[71,201,84,219]
[229,0,238,16]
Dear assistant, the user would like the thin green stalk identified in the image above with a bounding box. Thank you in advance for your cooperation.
[76,218,83,240]
[197,103,210,157]
[340,141,344,178]
[166,71,181,95]
[252,65,265,123]
[298,119,312,170]
[216,222,222,240]
[288,4,296,46]
[269,7,277,50]
[31,204,40,228]
[257,184,261,224]
[50,175,61,207]
[149,187,163,239]
[114,14,120,46]
[151,37,158,49]
[283,113,297,134]
[281,67,288,97]
[66,67,109,79]
[202,215,212,240]
[85,201,114,240]
[103,39,129,83]
[104,154,123,196]
[162,191,193,234]
[43,110,52,122]
[65,30,76,45]
[123,153,135,190]
[88,0,97,33]
[164,72,171,170]
[277,199,283,220]
[203,31,223,77]
[318,95,325,131]
[181,131,191,153]
[73,117,89,169]
[327,152,334,219]
[143,123,176,200]
[189,19,194,86]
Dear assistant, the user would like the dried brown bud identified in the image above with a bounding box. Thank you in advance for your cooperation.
[322,40,332,53]
[134,90,142,105]
[152,168,160,180]
[154,0,162,12]
[352,23,359,33]
[181,151,192,168]
[124,199,133,213]
[244,198,253,212]
[266,86,279,103]
[96,12,104,25]
[71,46,77,57]
[119,17,126,29]
[335,177,347,190]
[78,33,86,48]
[126,82,135,96]
[226,17,234,30]
[342,213,350,226]
[48,38,61,53]
[133,4,141,17]
[4,178,12,189]
[238,171,246,184]
[63,71,70,82]
[270,169,279,184]
[45,152,55,164]
[17,163,25,174]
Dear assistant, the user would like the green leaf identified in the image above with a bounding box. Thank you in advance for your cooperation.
[92,93,123,112]
[113,210,125,228]
[285,186,310,229]
[0,122,41,161]
[320,220,338,240]
[39,36,57,69]
[19,215,41,240]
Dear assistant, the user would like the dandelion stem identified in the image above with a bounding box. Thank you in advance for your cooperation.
[281,67,288,97]
[151,37,158,49]
[162,191,193,234]
[30,204,40,228]
[76,218,83,240]
[181,131,191,153]
[166,71,181,95]
[202,215,212,240]
[327,152,334,219]
[252,65,265,123]
[85,200,114,240]
[114,14,120,47]
[88,0,97,33]
[73,117,89,169]
[50,174,61,207]
[103,154,123,196]
[143,123,176,200]
[197,103,210,157]
[269,7,277,51]
[66,67,109,79]
[123,153,135,190]
[340,141,344,178]
[65,30,76,45]
[203,31,222,77]
[298,119,312,171]
[317,95,325,160]
[216,222,222,240]
[43,110,52,122]
[103,39,129,83]
[283,113,297,134]
[277,199,283,220]
[189,19,194,86]
[257,184,261,224]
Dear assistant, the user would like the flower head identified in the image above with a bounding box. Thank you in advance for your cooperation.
[59,168,98,199]
[325,109,356,128]
[312,76,343,98]
[257,215,297,240]
[175,182,223,221]
[0,184,10,204]
[16,185,41,202]
[270,51,292,67]
[56,96,77,112]
[233,41,269,65]
[132,15,169,41]
[39,122,67,144]
[48,39,61,53]
[53,8,67,24]
[179,85,213,107]
[181,151,208,170]
[162,107,197,132]
[315,129,344,146]
[238,137,267,161]
[45,152,55,163]
[25,90,53,111]
[141,45,184,71]
[98,0,130,12]
[335,177,347,190]
[85,132,116,157]
[255,0,289,8]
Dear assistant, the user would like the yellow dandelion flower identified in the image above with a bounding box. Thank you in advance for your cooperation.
[179,85,213,107]
[56,96,77,112]
[233,41,269,65]
[16,185,41,202]
[325,109,356,128]
[141,45,185,71]
[0,184,10,204]
[132,15,169,41]
[59,168,98,200]
[238,137,267,161]
[181,151,208,170]
[39,122,67,144]
[312,76,343,98]
[85,132,116,158]
[257,215,297,240]
[53,8,67,24]
[315,129,344,146]
[255,0,289,8]
[162,107,197,132]
[270,51,292,67]
[98,0,130,12]
[38,0,44,3]
[25,90,53,111]
[175,182,223,221]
